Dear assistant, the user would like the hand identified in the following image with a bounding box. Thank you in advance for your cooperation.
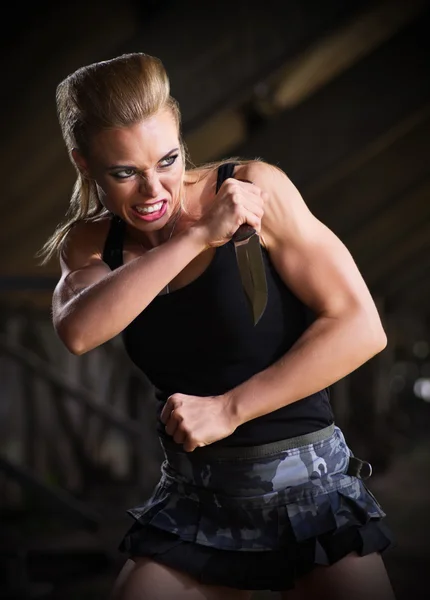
[194,178,268,248]
[160,393,239,452]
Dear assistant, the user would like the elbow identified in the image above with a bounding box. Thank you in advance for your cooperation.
[376,325,388,351]
[360,311,388,358]
[370,327,388,356]
[54,319,91,356]
[67,341,89,356]
[376,326,388,352]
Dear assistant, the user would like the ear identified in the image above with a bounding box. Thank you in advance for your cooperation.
[71,148,91,178]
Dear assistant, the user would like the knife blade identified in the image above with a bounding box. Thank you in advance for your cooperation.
[232,222,268,325]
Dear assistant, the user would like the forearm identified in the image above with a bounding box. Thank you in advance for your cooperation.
[226,309,387,425]
[56,226,207,353]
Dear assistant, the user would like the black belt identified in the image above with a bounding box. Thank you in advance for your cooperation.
[161,426,373,480]
[160,424,335,460]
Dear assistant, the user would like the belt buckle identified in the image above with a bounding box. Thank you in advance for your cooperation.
[347,456,373,480]
[357,460,373,480]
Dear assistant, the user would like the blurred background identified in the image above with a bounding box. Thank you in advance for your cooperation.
[1,0,430,598]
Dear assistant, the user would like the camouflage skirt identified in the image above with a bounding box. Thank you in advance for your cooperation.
[119,424,393,591]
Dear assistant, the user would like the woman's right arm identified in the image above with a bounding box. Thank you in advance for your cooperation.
[53,221,208,355]
[53,177,267,355]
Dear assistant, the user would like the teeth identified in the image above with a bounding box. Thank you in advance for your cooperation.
[135,201,163,214]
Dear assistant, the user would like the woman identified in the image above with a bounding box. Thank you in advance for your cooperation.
[40,52,395,599]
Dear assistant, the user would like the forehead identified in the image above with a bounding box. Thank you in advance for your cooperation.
[89,110,179,164]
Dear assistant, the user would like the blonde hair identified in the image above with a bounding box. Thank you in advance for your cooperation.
[38,52,258,265]
[38,52,187,264]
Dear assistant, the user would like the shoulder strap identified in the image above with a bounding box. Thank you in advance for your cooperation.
[102,215,126,271]
[216,162,238,194]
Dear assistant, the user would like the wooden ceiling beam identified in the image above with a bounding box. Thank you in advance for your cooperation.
[267,0,428,111]
[180,1,429,166]
[184,109,247,165]
[305,103,430,216]
[234,11,430,187]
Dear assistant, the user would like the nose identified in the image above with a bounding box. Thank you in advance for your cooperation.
[139,171,163,198]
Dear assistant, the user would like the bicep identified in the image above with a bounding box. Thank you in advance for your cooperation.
[269,217,377,318]
[246,162,379,318]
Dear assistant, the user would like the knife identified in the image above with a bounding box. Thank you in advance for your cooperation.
[232,223,267,325]
[231,179,268,325]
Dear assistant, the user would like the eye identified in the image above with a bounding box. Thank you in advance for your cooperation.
[111,168,136,179]
[159,154,178,168]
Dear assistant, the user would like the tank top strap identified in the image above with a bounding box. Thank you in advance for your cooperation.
[102,215,126,271]
[216,162,239,193]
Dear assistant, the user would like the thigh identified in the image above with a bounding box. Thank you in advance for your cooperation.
[111,557,254,600]
[280,552,395,600]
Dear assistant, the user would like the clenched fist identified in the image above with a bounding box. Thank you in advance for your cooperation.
[160,392,239,452]
[193,178,269,248]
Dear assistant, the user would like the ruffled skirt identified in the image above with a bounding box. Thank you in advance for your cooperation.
[119,424,393,591]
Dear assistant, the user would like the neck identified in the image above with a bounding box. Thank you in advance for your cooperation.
[138,207,182,250]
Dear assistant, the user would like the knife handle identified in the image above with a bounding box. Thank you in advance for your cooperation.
[232,224,256,243]
[231,178,257,242]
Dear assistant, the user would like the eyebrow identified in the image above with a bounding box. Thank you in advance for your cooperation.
[106,147,180,171]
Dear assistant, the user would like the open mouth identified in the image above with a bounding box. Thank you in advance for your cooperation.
[132,200,167,222]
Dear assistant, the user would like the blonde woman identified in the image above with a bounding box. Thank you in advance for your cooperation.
[40,53,395,600]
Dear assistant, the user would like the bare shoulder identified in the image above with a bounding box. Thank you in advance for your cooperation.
[53,217,113,313]
[61,217,113,272]
[234,159,280,180]
[234,160,315,249]
[235,160,304,203]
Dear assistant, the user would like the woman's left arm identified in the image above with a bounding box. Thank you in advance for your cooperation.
[224,161,387,426]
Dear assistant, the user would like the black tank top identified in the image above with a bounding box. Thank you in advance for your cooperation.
[102,163,334,447]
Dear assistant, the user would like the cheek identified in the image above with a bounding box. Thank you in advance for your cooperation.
[97,178,135,197]
[95,181,135,212]
[164,167,184,190]
[165,175,181,189]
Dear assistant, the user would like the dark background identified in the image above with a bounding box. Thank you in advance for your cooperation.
[1,1,430,598]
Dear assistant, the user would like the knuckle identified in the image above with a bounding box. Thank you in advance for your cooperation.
[231,192,242,205]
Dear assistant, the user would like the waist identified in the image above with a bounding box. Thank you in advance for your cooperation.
[160,423,335,461]
[158,424,350,497]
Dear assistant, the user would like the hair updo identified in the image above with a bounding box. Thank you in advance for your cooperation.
[39,52,185,264]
